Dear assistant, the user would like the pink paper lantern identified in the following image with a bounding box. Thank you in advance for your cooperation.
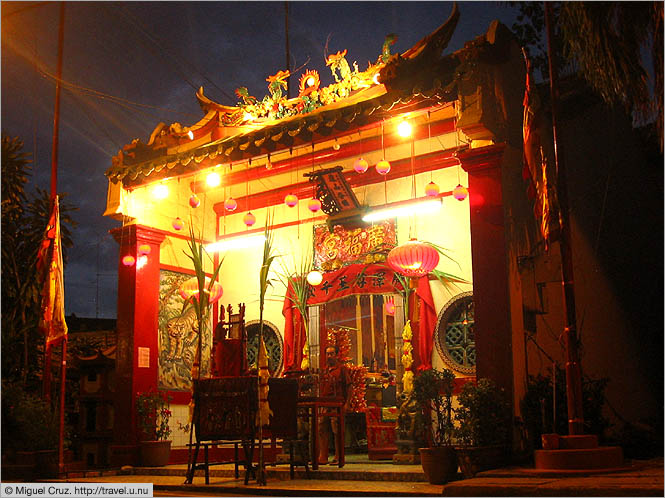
[384,300,396,316]
[138,244,151,256]
[425,181,440,197]
[308,198,322,212]
[243,212,256,227]
[353,158,369,173]
[122,255,136,267]
[224,197,238,211]
[189,193,200,208]
[172,217,184,231]
[284,194,298,207]
[387,239,439,278]
[376,160,391,175]
[453,184,468,201]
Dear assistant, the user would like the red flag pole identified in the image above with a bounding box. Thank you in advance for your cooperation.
[50,1,67,476]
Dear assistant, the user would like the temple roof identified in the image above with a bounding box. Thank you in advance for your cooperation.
[105,5,507,188]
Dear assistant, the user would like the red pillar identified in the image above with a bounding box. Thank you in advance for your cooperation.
[110,224,165,466]
[458,145,514,400]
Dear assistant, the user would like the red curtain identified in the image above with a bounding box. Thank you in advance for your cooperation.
[416,276,438,370]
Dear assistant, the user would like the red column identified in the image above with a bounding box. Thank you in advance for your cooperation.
[458,145,514,398]
[110,224,165,465]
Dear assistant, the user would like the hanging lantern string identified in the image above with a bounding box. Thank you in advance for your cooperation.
[428,112,433,183]
[382,120,387,205]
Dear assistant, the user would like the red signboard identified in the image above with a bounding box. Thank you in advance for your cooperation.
[307,263,404,305]
[314,221,396,270]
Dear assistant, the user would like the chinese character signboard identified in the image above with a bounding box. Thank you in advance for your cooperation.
[314,220,396,271]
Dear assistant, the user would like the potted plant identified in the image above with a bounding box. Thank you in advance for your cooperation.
[413,367,458,484]
[136,390,172,467]
[454,378,511,477]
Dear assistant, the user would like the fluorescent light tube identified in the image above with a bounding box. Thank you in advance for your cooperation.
[362,198,442,222]
[205,233,266,253]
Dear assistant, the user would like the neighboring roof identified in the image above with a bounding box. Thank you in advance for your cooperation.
[105,5,507,188]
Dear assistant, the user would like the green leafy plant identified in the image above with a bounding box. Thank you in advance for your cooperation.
[520,365,610,448]
[136,390,172,441]
[183,220,224,379]
[1,381,58,452]
[454,378,511,447]
[412,368,456,446]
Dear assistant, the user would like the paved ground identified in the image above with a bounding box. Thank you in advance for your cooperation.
[39,456,663,497]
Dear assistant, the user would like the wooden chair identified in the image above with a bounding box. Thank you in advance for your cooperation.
[212,304,248,377]
[266,377,310,478]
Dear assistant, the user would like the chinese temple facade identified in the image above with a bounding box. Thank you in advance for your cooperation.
[103,7,661,469]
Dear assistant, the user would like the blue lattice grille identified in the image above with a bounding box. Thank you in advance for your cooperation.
[435,292,476,374]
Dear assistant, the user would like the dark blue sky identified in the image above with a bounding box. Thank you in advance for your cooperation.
[1,1,519,318]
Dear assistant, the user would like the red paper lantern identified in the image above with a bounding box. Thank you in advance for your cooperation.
[189,193,201,208]
[425,181,440,197]
[453,184,468,201]
[138,244,151,256]
[387,239,439,278]
[172,217,184,230]
[224,197,238,211]
[179,276,223,304]
[376,160,391,175]
[122,255,136,267]
[243,212,256,227]
[284,194,298,207]
[353,158,369,173]
[308,198,322,212]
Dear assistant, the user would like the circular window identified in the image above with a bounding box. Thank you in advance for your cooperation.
[246,320,284,376]
[434,292,475,374]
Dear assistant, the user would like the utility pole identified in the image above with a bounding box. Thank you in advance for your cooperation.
[544,2,585,435]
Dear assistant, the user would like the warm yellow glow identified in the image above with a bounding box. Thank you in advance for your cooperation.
[397,120,412,138]
[187,130,194,140]
[306,76,316,87]
[206,171,221,187]
[205,234,267,253]
[362,198,442,222]
[372,72,381,85]
[243,112,253,121]
[152,184,169,199]
[136,255,148,270]
[306,270,323,286]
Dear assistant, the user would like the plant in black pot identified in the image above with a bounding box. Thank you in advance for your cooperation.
[136,390,172,467]
[413,367,458,484]
[454,378,511,478]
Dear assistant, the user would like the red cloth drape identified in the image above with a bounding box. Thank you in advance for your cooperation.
[281,264,438,372]
[416,276,438,370]
[282,281,306,372]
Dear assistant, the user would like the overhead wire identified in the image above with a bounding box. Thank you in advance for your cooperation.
[108,3,236,103]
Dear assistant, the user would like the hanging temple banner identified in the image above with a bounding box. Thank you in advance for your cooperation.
[313,220,396,271]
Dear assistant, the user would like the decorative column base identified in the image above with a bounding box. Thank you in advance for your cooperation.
[392,439,424,465]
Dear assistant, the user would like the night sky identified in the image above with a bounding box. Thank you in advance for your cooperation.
[1,1,519,319]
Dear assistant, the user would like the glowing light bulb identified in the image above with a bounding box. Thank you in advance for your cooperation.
[376,160,391,175]
[354,158,369,173]
[397,120,412,138]
[307,76,316,87]
[206,171,221,188]
[307,270,323,286]
[152,184,168,199]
